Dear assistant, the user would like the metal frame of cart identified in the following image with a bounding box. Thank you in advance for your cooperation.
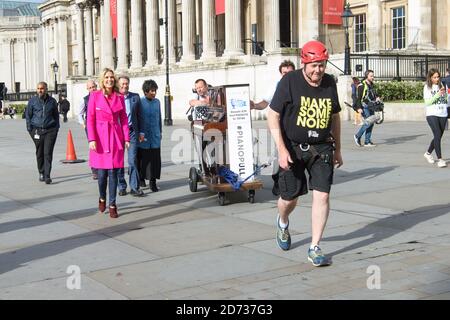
[188,84,263,205]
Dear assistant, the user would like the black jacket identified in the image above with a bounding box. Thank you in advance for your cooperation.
[26,94,60,132]
[355,80,378,110]
[441,76,450,89]
[59,99,70,113]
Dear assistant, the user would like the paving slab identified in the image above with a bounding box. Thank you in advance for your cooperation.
[88,246,297,299]
[0,276,128,300]
[1,119,450,299]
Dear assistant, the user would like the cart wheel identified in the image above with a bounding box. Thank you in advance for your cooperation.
[218,192,226,206]
[189,167,198,192]
[248,190,255,203]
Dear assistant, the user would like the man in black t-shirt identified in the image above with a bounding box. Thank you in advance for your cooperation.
[268,40,343,267]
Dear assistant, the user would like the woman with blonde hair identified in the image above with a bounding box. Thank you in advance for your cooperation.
[423,68,448,168]
[87,68,130,218]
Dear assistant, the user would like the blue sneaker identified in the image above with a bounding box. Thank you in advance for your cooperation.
[308,246,332,267]
[276,215,291,251]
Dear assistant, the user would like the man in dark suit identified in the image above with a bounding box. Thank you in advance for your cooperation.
[117,75,144,197]
[78,80,98,179]
[25,82,60,184]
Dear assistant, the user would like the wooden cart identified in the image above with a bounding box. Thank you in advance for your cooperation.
[188,84,263,205]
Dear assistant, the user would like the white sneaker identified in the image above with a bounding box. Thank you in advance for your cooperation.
[437,159,447,168]
[424,152,435,164]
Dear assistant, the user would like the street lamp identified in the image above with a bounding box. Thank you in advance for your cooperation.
[341,2,354,75]
[52,61,59,94]
[163,0,173,126]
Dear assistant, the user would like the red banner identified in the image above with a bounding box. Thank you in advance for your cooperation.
[323,0,344,25]
[215,0,225,15]
[110,0,117,39]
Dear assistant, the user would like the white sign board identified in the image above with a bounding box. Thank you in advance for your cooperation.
[226,85,254,181]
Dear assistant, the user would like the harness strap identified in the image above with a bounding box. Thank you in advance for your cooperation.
[291,136,335,168]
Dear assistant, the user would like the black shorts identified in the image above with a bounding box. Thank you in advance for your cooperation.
[278,143,335,201]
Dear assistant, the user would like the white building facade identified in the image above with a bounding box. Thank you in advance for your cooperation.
[0,1,42,93]
[35,0,450,120]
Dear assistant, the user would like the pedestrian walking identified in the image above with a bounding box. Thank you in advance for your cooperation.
[267,40,343,267]
[423,68,448,168]
[138,80,162,192]
[78,80,99,179]
[87,68,130,218]
[116,75,144,197]
[58,94,70,122]
[353,70,381,147]
[25,82,60,184]
[250,60,296,196]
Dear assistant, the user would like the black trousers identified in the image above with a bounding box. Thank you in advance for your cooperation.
[426,116,447,159]
[137,148,161,181]
[30,127,58,179]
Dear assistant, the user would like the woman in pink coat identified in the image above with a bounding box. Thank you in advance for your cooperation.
[87,68,130,218]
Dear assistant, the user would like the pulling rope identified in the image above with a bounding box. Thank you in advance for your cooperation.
[218,163,270,191]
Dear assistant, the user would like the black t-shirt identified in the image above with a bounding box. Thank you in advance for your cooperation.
[270,69,341,145]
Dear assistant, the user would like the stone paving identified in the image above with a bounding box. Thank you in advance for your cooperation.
[0,117,450,300]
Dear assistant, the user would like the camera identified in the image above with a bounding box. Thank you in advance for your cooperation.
[367,100,384,112]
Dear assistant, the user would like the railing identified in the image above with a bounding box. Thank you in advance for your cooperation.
[157,47,164,64]
[194,41,203,60]
[175,45,183,62]
[5,92,55,102]
[350,53,450,81]
[5,84,67,101]
[278,41,298,48]
[243,39,266,56]
[214,39,225,57]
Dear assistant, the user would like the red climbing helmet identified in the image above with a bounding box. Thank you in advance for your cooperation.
[301,40,329,64]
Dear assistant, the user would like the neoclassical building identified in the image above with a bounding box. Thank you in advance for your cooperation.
[35,0,450,119]
[0,1,42,93]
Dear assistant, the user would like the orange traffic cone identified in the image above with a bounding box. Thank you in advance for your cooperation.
[61,129,86,163]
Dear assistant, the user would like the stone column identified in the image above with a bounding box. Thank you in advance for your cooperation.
[102,0,115,69]
[22,40,28,90]
[26,38,33,89]
[58,15,69,81]
[224,0,244,56]
[93,4,100,74]
[9,39,16,92]
[41,22,49,82]
[144,0,160,67]
[130,0,144,69]
[116,0,129,70]
[367,0,382,51]
[168,0,177,63]
[85,2,95,75]
[201,0,216,59]
[264,0,280,52]
[181,0,196,62]
[298,0,319,45]
[408,0,434,50]
[53,18,60,81]
[76,4,86,75]
[31,36,38,86]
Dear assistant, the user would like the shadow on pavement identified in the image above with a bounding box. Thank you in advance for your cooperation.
[291,203,450,258]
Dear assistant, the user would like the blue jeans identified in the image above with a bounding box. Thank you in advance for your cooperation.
[117,132,140,191]
[355,107,374,144]
[98,169,119,206]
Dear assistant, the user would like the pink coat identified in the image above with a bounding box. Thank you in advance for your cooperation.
[87,90,129,169]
